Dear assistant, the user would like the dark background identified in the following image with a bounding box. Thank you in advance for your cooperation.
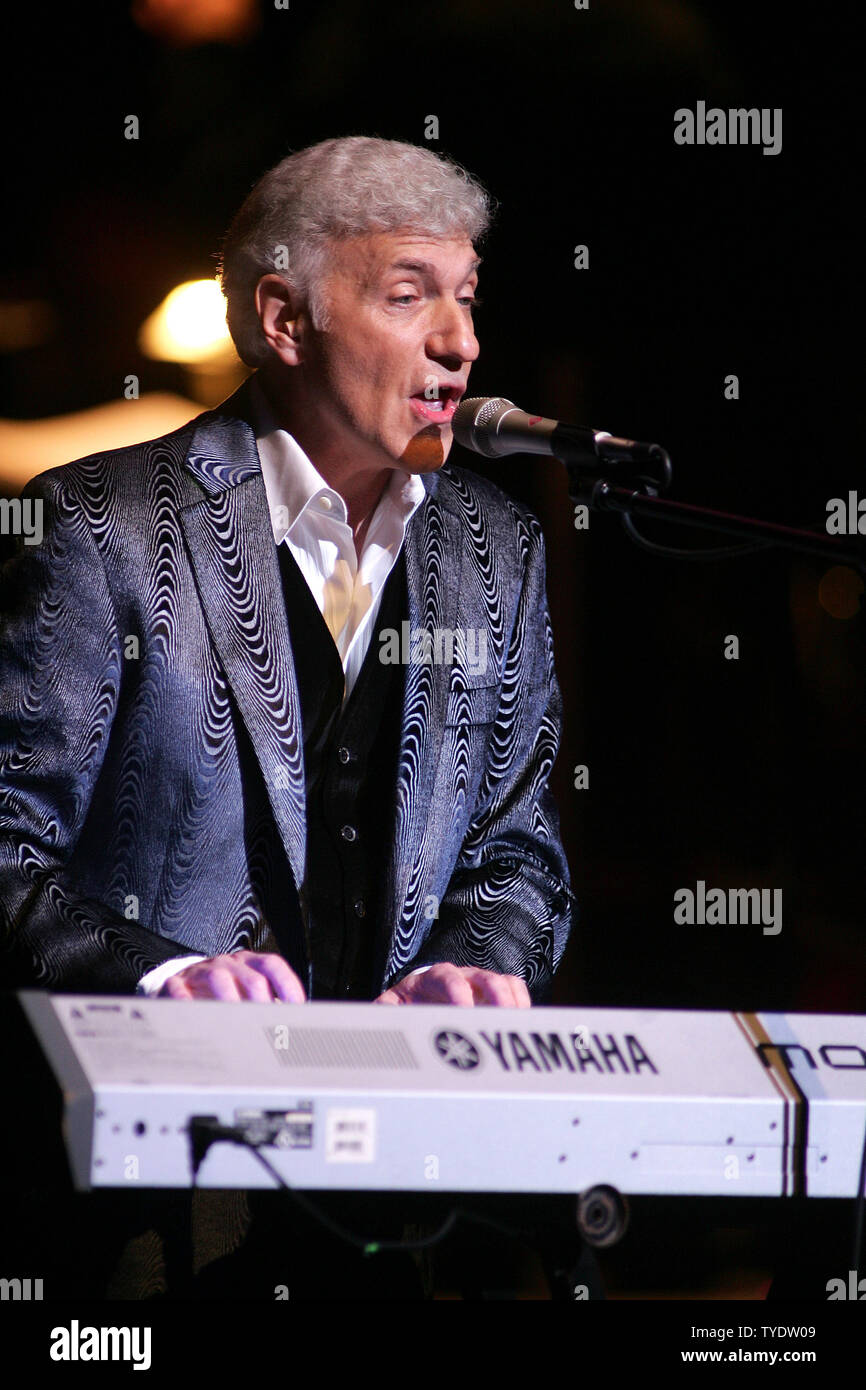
[1,0,863,1017]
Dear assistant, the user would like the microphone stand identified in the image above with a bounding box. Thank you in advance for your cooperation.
[562,450,866,574]
[562,444,866,1304]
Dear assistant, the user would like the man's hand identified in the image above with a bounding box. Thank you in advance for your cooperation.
[374,963,531,1007]
[158,951,306,1002]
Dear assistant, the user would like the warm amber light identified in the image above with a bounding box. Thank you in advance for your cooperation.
[138,279,236,364]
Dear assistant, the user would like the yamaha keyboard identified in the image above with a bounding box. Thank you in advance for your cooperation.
[19,993,866,1203]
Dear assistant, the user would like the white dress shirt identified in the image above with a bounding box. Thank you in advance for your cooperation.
[137,377,427,996]
[253,376,426,702]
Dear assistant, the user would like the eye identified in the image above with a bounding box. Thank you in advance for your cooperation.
[459,295,482,308]
[389,294,418,306]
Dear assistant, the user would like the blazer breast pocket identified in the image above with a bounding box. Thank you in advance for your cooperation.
[443,681,501,728]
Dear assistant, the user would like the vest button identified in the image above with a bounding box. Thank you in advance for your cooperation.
[337,746,351,764]
[354,899,366,918]
[340,824,357,842]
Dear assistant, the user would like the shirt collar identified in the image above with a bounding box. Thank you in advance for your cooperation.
[248,373,426,545]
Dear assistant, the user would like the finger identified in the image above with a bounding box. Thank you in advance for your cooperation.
[478,971,532,1007]
[248,954,306,1003]
[463,968,516,1006]
[189,964,245,1001]
[426,967,475,1006]
[508,975,532,1008]
[159,974,194,999]
[373,990,401,1006]
[234,966,278,1003]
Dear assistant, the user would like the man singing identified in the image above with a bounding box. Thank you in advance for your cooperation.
[1,135,573,1011]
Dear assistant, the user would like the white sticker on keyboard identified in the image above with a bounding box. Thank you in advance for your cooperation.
[325,1108,376,1162]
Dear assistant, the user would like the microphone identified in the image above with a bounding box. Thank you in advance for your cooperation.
[452,397,671,491]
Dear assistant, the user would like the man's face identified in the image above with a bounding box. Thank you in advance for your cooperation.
[294,231,481,473]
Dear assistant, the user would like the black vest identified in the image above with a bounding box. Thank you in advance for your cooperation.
[277,540,407,999]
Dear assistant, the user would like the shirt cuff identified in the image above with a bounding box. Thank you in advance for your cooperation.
[136,955,209,996]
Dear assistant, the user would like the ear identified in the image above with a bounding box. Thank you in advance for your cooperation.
[255,274,307,366]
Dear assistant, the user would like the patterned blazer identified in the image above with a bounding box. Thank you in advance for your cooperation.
[0,381,574,1000]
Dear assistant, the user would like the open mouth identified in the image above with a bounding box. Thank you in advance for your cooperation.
[409,385,462,424]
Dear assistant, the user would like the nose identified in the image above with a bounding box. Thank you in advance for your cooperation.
[426,297,480,366]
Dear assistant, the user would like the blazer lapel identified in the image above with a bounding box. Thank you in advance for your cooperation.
[178,402,307,896]
[378,475,463,985]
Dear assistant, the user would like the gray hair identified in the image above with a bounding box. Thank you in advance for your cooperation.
[218,136,493,367]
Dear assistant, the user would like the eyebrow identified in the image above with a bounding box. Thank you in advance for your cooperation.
[386,256,482,277]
